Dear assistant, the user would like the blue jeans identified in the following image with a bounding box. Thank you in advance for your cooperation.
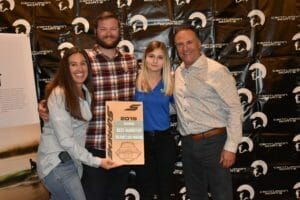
[182,132,233,200]
[42,159,86,200]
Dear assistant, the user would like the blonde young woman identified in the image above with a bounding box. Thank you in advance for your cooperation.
[134,41,177,199]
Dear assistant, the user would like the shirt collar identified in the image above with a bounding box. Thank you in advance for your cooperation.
[180,53,207,72]
[93,44,122,58]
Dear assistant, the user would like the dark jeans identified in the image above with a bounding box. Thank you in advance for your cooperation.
[133,129,177,200]
[182,132,233,200]
[81,148,129,200]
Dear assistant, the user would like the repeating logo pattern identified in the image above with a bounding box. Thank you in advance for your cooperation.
[188,12,207,29]
[0,0,14,12]
[57,42,74,58]
[293,182,300,199]
[293,134,300,152]
[117,40,135,54]
[251,160,268,177]
[129,15,148,33]
[117,0,132,8]
[247,9,265,27]
[125,188,140,200]
[238,137,254,154]
[233,35,251,53]
[13,19,31,34]
[249,63,267,80]
[175,0,191,6]
[237,184,255,200]
[292,33,300,51]
[292,86,300,104]
[250,112,268,129]
[57,0,73,11]
[72,17,89,35]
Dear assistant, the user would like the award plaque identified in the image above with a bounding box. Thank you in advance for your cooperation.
[105,101,144,165]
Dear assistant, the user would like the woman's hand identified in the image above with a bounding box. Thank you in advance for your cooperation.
[100,158,122,170]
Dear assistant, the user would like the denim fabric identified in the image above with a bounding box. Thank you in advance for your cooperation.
[182,133,233,200]
[42,160,86,200]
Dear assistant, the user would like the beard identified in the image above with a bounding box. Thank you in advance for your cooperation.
[96,35,121,49]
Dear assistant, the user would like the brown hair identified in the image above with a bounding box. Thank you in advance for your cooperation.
[94,10,120,29]
[45,47,93,121]
[174,25,201,41]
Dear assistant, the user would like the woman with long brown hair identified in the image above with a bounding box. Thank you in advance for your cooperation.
[36,47,118,200]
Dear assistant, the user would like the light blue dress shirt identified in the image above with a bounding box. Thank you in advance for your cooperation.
[174,54,243,153]
[37,85,100,178]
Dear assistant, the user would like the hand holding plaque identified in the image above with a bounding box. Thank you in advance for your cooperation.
[105,101,144,165]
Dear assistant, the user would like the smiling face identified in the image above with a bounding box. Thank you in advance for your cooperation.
[68,52,88,89]
[95,17,120,49]
[174,29,201,68]
[145,48,164,73]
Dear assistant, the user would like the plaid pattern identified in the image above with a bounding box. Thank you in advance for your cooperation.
[85,45,137,150]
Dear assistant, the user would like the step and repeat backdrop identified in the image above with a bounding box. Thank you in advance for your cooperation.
[0,0,299,199]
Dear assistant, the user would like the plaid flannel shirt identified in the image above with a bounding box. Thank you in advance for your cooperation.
[85,44,138,151]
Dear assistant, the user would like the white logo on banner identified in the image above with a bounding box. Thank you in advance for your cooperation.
[129,14,148,33]
[179,186,189,200]
[175,0,191,5]
[12,19,31,34]
[125,188,140,200]
[235,0,248,3]
[247,9,265,27]
[233,35,251,53]
[294,182,300,199]
[251,160,268,177]
[188,12,207,29]
[293,86,300,104]
[250,112,268,129]
[0,0,14,12]
[117,40,134,54]
[249,63,267,80]
[72,17,89,34]
[238,88,253,121]
[57,0,73,11]
[238,137,254,153]
[292,32,300,51]
[293,134,300,152]
[117,0,132,8]
[237,184,255,200]
[57,42,74,58]
[238,88,253,104]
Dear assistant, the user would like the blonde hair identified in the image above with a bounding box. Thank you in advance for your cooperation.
[136,41,174,96]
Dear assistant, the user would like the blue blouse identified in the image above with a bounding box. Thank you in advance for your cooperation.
[135,80,174,131]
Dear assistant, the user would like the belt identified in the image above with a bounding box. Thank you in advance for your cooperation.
[190,127,226,141]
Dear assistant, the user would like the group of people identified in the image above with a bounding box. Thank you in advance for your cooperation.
[37,10,243,200]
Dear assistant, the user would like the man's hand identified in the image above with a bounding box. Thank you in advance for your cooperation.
[219,150,236,168]
[100,158,122,170]
[38,100,49,122]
